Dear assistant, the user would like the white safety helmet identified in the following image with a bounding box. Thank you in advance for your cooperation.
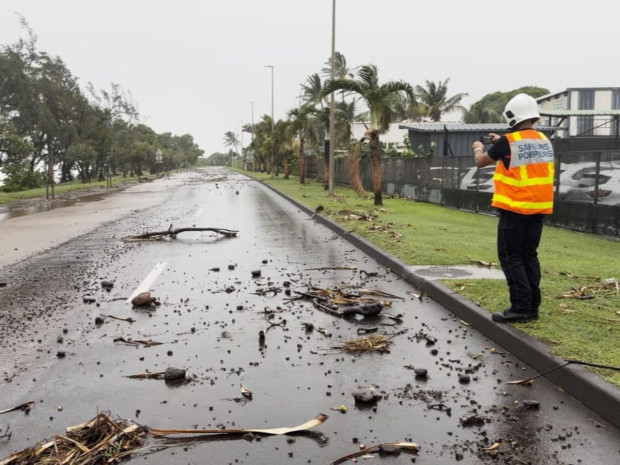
[503,93,540,128]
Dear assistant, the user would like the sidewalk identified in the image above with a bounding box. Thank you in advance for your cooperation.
[258,177,620,431]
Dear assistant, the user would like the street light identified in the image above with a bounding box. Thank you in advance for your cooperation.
[328,0,336,195]
[265,65,275,176]
[264,65,274,128]
[249,101,255,168]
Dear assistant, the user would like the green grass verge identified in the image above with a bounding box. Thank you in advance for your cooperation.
[239,169,620,387]
[0,176,139,204]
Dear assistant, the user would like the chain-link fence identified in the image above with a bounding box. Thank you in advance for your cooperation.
[313,150,620,236]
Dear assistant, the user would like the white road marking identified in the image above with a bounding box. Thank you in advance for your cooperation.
[127,262,167,302]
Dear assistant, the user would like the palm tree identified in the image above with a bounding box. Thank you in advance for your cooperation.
[389,92,428,122]
[223,131,240,157]
[300,73,325,107]
[321,51,355,103]
[322,64,415,206]
[415,79,468,122]
[288,103,319,184]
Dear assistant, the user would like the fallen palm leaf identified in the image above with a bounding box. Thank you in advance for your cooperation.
[336,334,391,353]
[241,382,253,400]
[114,337,164,347]
[0,412,145,465]
[148,413,328,438]
[0,401,34,415]
[305,266,357,271]
[330,442,419,465]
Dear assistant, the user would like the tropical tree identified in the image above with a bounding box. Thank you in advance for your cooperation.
[288,103,320,184]
[321,51,355,103]
[415,79,468,122]
[322,64,415,205]
[223,131,240,156]
[462,86,549,123]
[300,73,325,107]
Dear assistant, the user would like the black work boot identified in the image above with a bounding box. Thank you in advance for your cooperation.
[531,306,539,319]
[491,308,535,323]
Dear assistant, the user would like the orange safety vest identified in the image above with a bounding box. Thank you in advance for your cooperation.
[491,129,555,215]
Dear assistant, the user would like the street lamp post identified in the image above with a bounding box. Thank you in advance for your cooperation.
[328,0,336,195]
[265,65,275,175]
[249,101,254,170]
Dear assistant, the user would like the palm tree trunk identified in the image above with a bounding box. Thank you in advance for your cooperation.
[284,155,290,179]
[299,139,305,184]
[367,129,383,206]
[323,139,329,190]
[348,143,366,197]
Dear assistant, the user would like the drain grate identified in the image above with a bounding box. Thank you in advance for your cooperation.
[414,267,473,278]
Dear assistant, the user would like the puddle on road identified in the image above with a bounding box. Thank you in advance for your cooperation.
[0,194,106,222]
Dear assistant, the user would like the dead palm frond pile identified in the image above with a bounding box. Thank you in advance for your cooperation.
[0,413,145,465]
[302,282,399,307]
[558,280,619,299]
[337,334,391,353]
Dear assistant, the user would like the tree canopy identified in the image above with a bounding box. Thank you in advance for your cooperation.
[0,18,204,191]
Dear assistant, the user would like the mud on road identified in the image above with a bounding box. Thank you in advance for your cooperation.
[1,168,619,464]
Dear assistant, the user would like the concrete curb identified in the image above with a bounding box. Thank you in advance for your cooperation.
[257,178,620,430]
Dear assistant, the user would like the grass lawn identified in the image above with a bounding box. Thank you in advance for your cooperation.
[0,176,140,204]
[240,170,620,387]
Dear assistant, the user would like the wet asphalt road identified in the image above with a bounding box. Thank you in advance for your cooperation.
[1,168,619,465]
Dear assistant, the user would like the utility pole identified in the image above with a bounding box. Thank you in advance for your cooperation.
[265,65,275,176]
[249,101,255,170]
[328,0,336,195]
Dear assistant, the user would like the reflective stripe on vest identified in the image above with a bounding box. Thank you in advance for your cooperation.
[491,129,555,215]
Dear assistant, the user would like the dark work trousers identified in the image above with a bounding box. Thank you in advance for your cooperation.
[497,209,545,313]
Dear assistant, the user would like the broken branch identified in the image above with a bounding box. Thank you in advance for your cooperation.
[123,226,238,242]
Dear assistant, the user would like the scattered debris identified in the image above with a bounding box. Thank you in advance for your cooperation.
[101,314,136,323]
[330,442,419,464]
[0,412,145,465]
[126,367,187,383]
[337,334,391,354]
[148,413,329,437]
[101,280,114,290]
[507,359,620,385]
[131,292,157,307]
[241,382,253,400]
[0,425,11,440]
[330,405,347,414]
[522,399,541,409]
[558,281,619,299]
[468,256,498,268]
[123,225,238,242]
[0,402,34,416]
[459,412,487,427]
[352,386,382,404]
[113,337,164,347]
[304,266,357,271]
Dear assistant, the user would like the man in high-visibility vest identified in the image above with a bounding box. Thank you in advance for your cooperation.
[472,93,554,323]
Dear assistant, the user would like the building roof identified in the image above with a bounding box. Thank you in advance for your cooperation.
[399,122,556,133]
[399,123,510,132]
[540,109,620,117]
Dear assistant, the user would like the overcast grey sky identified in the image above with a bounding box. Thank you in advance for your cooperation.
[1,0,618,156]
